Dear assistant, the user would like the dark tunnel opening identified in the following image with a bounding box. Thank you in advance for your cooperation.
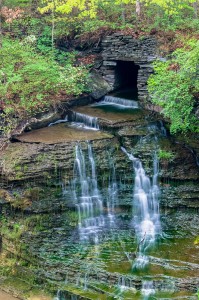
[114,60,140,90]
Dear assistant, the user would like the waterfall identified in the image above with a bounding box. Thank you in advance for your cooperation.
[72,143,104,243]
[48,116,68,127]
[141,281,155,299]
[54,290,61,300]
[121,148,161,269]
[159,120,167,136]
[118,275,135,291]
[99,96,139,108]
[55,292,78,300]
[107,155,118,225]
[147,121,167,137]
[69,112,99,130]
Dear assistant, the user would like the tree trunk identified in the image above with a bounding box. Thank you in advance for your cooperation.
[51,0,55,50]
[51,15,55,49]
[193,1,198,18]
[136,0,141,18]
[31,0,40,15]
[121,3,125,24]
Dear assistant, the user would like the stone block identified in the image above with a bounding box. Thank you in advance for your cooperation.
[103,61,117,66]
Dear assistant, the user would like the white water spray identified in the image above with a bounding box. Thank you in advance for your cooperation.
[97,96,139,109]
[72,143,104,243]
[141,281,155,300]
[69,112,99,130]
[121,147,161,269]
[48,116,68,127]
[107,155,118,225]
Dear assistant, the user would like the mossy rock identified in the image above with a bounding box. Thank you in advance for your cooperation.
[0,189,13,203]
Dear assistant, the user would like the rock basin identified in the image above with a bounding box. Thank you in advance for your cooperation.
[14,123,112,144]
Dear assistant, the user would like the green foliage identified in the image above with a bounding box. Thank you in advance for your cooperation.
[35,0,199,38]
[148,39,199,134]
[2,0,199,41]
[196,289,199,300]
[0,216,23,240]
[0,39,59,114]
[38,0,98,19]
[158,149,175,161]
[0,38,89,135]
[1,0,199,137]
[36,25,52,54]
[144,0,196,15]
[4,0,31,8]
[194,236,199,245]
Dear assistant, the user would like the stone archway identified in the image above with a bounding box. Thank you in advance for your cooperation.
[114,60,140,90]
[100,34,158,103]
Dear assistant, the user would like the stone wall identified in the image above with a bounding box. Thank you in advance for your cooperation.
[99,33,158,103]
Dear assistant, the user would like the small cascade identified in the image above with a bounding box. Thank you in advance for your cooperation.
[159,120,167,137]
[48,116,68,127]
[118,276,135,291]
[81,272,88,290]
[121,148,161,269]
[141,281,155,299]
[54,290,61,300]
[72,143,104,243]
[69,111,99,130]
[147,121,167,137]
[147,124,159,134]
[55,291,78,300]
[99,95,139,108]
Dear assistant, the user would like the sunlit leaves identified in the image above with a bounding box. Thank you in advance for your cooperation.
[144,0,197,15]
[39,0,99,19]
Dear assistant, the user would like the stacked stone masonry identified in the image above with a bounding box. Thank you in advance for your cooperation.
[100,33,158,103]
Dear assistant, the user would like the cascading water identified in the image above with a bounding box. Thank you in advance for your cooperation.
[159,120,167,137]
[72,143,104,243]
[121,147,161,269]
[54,290,61,300]
[69,112,99,130]
[97,96,139,108]
[141,281,155,299]
[118,275,136,291]
[48,116,68,127]
[107,154,118,225]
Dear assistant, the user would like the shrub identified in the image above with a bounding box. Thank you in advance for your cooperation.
[158,149,175,161]
[148,39,199,134]
[0,38,89,135]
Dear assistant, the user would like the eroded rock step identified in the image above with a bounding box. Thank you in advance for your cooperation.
[69,104,147,128]
[14,123,112,144]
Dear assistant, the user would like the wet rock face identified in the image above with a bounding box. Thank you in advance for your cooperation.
[0,104,199,214]
[0,124,198,212]
[161,184,199,208]
[89,70,112,99]
[1,208,199,298]
[0,115,199,300]
[0,132,115,185]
